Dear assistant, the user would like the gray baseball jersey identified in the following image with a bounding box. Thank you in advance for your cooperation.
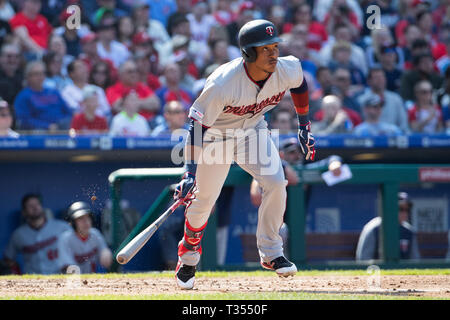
[4,219,71,274]
[57,228,109,273]
[179,56,304,266]
[188,56,303,131]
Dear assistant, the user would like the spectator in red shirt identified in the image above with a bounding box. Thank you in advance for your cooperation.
[70,85,109,135]
[282,3,328,51]
[132,31,161,79]
[416,9,446,60]
[212,0,237,26]
[78,32,118,84]
[395,0,430,48]
[432,0,450,33]
[323,0,361,40]
[9,0,52,55]
[106,59,160,121]
[134,51,161,92]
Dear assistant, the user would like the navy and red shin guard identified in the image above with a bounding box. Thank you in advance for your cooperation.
[178,218,207,258]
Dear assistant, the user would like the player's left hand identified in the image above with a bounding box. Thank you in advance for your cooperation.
[298,121,316,161]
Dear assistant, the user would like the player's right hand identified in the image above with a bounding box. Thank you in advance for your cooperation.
[174,172,197,205]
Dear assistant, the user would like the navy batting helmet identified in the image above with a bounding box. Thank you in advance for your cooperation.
[238,19,282,63]
[398,192,413,210]
[67,201,92,229]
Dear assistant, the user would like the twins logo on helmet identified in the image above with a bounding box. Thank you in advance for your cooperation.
[238,19,282,62]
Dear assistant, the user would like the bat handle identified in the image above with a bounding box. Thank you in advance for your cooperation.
[170,198,184,211]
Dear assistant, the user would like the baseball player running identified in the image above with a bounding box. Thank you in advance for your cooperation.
[173,19,316,289]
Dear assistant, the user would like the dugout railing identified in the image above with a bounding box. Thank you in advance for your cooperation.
[109,164,450,271]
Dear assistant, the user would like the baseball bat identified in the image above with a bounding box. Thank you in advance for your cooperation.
[116,199,183,265]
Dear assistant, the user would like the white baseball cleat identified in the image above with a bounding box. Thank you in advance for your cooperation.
[175,261,196,290]
[261,256,297,277]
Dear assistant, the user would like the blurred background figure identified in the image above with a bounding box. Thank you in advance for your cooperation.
[400,53,444,104]
[70,85,109,135]
[47,33,74,77]
[377,44,404,93]
[151,100,189,137]
[365,27,405,71]
[312,95,354,135]
[42,51,71,91]
[89,60,115,91]
[14,60,72,133]
[437,67,450,134]
[106,59,160,121]
[58,201,112,274]
[354,93,402,136]
[109,90,151,137]
[321,0,362,40]
[408,80,444,133]
[282,2,328,52]
[331,67,363,115]
[0,43,24,106]
[0,98,19,137]
[131,0,170,54]
[328,41,366,90]
[155,62,193,112]
[319,23,368,76]
[2,193,71,274]
[95,15,130,68]
[358,68,409,134]
[79,32,118,83]
[10,0,52,57]
[270,109,297,135]
[356,192,421,261]
[61,59,111,119]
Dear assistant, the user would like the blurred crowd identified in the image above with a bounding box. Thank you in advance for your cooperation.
[0,0,449,139]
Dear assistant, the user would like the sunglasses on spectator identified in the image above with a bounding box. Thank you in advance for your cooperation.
[4,53,19,58]
[167,109,185,114]
[417,88,432,94]
[28,71,45,76]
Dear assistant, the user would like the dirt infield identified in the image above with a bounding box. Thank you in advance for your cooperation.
[1,274,450,299]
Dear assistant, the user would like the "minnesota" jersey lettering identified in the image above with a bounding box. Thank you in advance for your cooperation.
[223,91,286,116]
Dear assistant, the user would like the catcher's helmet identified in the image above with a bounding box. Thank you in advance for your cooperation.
[238,19,282,63]
[67,201,92,229]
